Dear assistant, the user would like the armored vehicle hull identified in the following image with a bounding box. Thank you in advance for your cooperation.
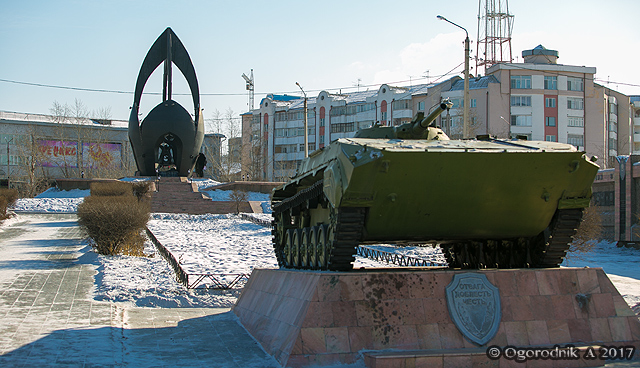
[272,136,598,271]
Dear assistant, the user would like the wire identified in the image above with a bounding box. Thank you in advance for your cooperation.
[0,78,247,96]
[0,66,467,100]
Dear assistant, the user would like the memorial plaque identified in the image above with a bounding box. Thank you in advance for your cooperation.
[445,273,501,346]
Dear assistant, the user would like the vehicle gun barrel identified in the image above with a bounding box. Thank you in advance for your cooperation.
[411,99,452,136]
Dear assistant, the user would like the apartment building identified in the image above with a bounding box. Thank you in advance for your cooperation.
[241,45,637,182]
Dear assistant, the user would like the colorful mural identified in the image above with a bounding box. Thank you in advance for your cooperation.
[38,140,78,168]
[82,142,121,169]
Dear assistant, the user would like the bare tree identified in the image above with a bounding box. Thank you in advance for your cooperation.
[93,106,113,121]
[208,108,242,182]
[245,126,265,181]
[13,125,50,197]
[229,189,248,214]
[71,98,89,124]
[49,100,71,124]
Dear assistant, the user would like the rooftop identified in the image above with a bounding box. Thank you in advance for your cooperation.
[0,110,128,128]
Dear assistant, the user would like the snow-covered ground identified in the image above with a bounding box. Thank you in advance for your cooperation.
[5,187,640,314]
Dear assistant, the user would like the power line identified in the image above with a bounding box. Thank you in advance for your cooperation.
[0,69,465,100]
[0,78,246,96]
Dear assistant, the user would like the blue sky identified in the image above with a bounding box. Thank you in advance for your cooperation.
[1,0,638,124]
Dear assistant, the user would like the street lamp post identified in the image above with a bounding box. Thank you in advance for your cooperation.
[295,82,309,158]
[5,137,13,186]
[437,15,470,139]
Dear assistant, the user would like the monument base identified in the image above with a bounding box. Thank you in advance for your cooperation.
[233,268,640,367]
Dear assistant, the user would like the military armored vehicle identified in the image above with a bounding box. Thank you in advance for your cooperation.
[271,100,599,271]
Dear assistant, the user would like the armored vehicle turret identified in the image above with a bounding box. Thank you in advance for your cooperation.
[271,99,599,271]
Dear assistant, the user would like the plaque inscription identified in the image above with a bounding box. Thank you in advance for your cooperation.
[445,273,501,346]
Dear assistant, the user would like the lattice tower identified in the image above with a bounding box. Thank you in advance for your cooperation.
[476,0,514,75]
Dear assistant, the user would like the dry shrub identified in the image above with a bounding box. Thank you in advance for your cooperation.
[90,181,134,197]
[0,188,19,220]
[78,195,150,256]
[131,181,152,202]
[568,206,603,260]
[230,189,249,214]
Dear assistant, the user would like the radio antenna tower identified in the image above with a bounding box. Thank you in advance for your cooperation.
[476,0,514,75]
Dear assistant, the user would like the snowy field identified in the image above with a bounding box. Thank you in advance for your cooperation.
[5,186,640,314]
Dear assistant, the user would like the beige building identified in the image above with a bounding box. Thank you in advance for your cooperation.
[1,111,224,191]
[241,45,637,181]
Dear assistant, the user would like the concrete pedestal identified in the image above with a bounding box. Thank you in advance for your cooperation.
[233,268,640,367]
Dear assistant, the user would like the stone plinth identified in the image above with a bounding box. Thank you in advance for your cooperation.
[233,268,640,367]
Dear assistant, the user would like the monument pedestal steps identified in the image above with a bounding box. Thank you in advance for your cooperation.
[233,268,640,368]
[150,177,253,214]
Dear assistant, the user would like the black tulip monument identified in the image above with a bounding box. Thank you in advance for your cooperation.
[129,28,204,177]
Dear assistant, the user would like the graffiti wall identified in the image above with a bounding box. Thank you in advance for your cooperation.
[38,140,78,168]
[82,142,122,169]
[37,140,122,169]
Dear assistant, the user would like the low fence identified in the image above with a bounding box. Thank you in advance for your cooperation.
[145,227,249,289]
[147,217,446,288]
[239,213,272,227]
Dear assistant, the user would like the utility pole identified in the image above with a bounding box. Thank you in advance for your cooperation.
[295,82,309,158]
[6,137,13,184]
[438,15,470,138]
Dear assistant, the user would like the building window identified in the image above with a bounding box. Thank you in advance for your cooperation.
[567,97,584,110]
[567,134,584,147]
[417,101,425,111]
[392,100,410,110]
[567,77,584,91]
[545,135,556,142]
[511,96,532,106]
[381,111,387,121]
[470,99,477,108]
[544,76,557,90]
[592,191,614,206]
[545,117,556,127]
[545,98,556,108]
[510,115,532,126]
[330,122,355,133]
[568,116,584,127]
[319,118,325,127]
[511,76,532,89]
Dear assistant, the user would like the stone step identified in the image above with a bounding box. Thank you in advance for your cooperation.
[150,177,254,214]
[151,200,252,214]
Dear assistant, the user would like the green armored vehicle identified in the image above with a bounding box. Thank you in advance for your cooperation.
[271,100,599,271]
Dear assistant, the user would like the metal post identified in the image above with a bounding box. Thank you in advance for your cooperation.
[296,82,309,158]
[438,15,470,138]
[463,35,470,138]
[6,137,12,182]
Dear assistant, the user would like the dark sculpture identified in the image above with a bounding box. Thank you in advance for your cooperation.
[129,27,204,177]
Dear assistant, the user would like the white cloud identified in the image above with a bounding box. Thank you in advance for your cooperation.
[368,31,468,86]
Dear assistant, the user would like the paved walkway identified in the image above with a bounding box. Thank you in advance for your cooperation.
[0,214,279,367]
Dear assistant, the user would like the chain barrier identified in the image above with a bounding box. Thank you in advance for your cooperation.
[357,245,447,268]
